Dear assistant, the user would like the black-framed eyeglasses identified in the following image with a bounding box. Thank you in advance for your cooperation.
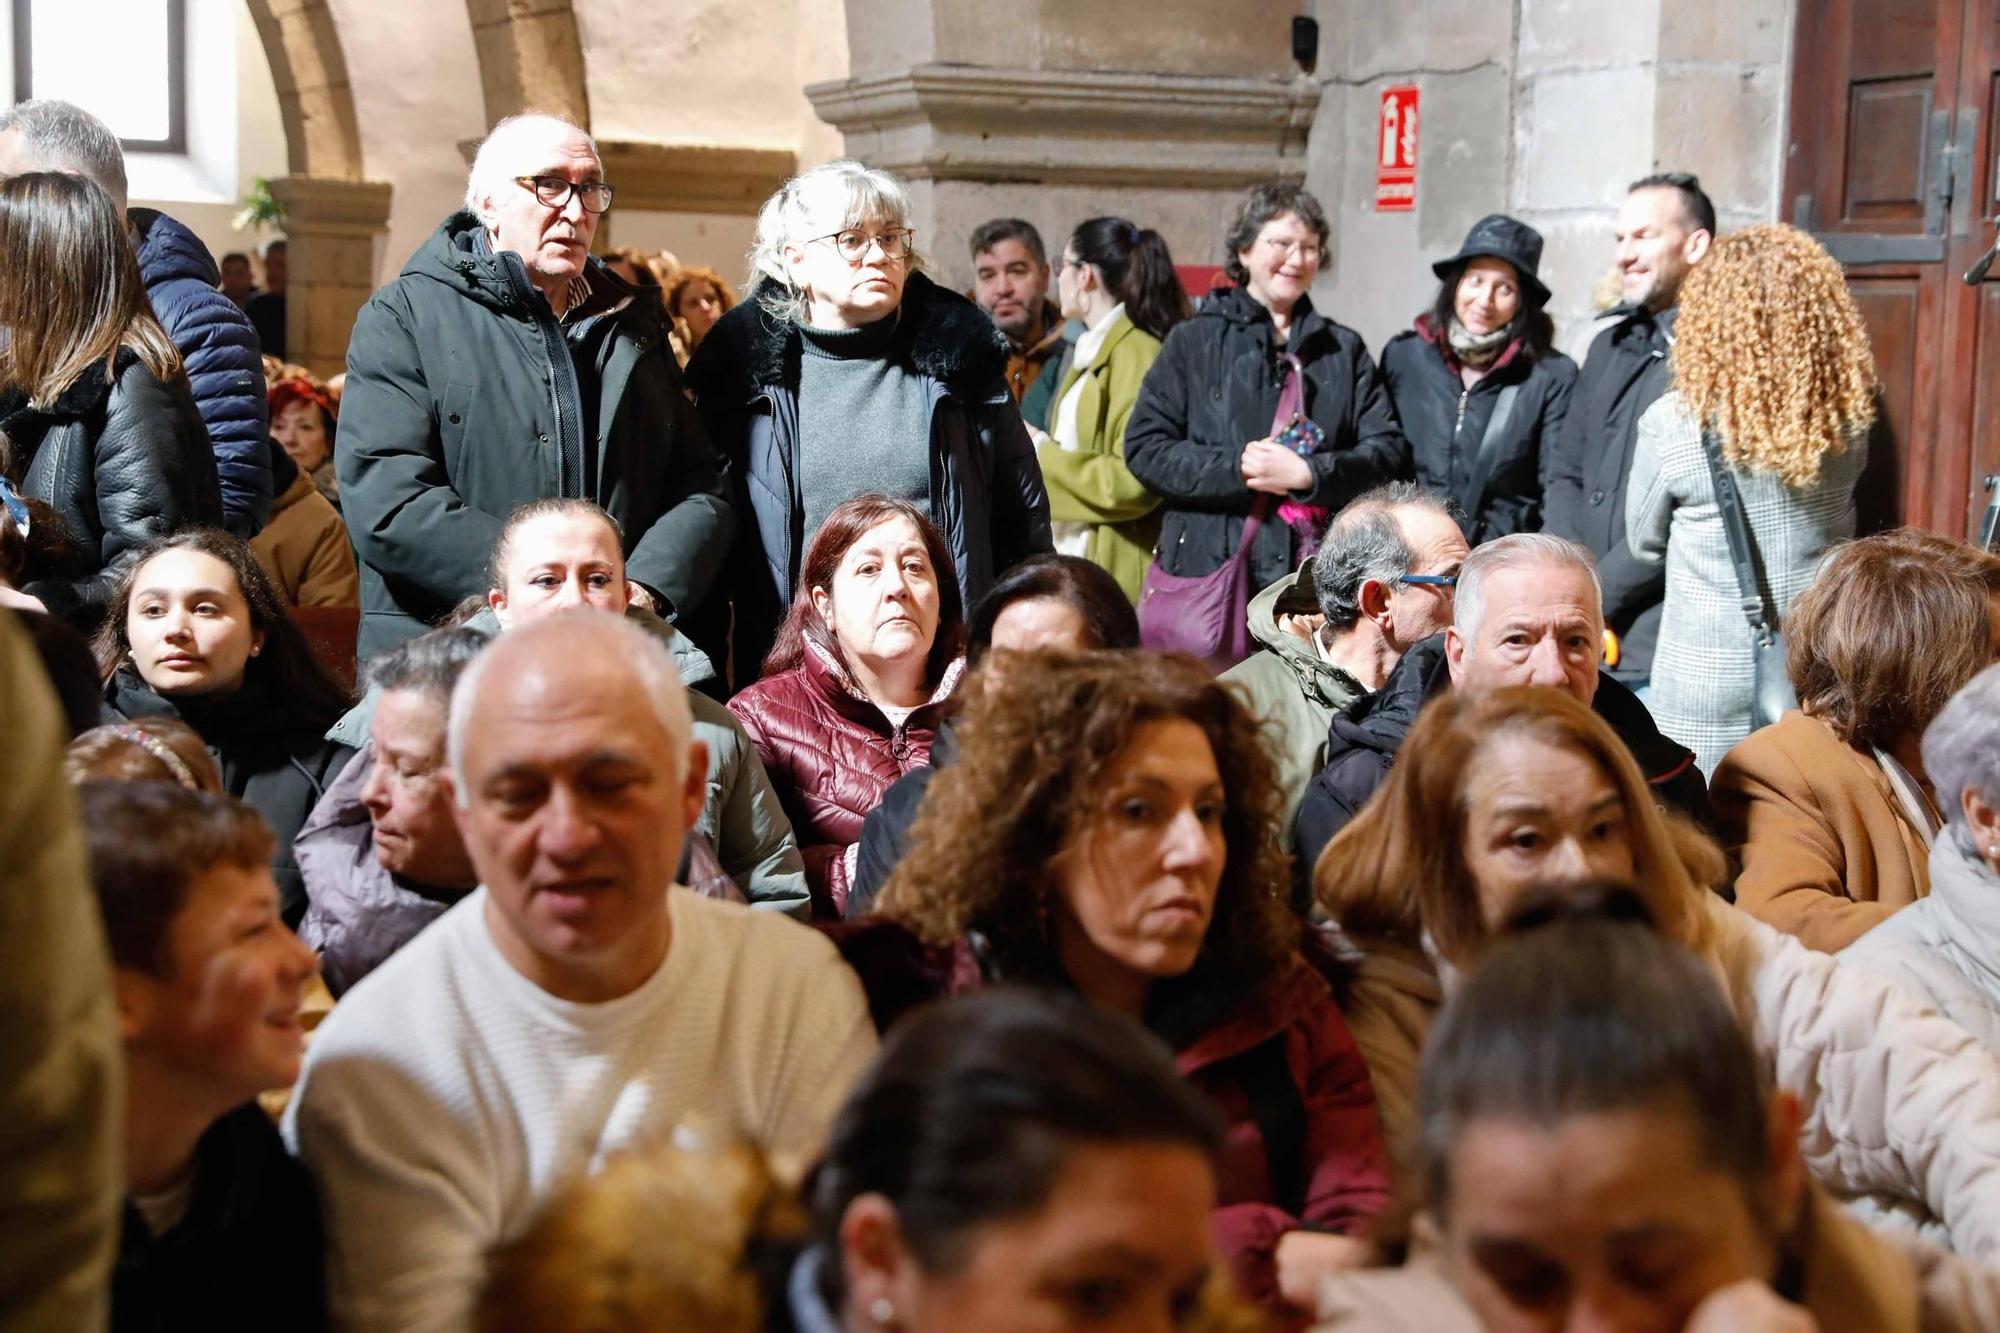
[1398,573,1459,588]
[514,175,616,214]
[806,227,916,264]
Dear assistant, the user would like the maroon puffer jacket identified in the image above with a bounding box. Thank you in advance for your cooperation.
[729,642,963,917]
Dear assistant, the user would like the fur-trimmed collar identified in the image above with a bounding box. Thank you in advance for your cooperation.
[742,271,1010,401]
[0,348,138,425]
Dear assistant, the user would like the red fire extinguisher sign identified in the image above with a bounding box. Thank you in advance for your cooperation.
[1376,85,1419,213]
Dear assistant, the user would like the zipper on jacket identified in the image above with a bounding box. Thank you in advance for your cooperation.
[1453,389,1469,442]
[500,253,585,496]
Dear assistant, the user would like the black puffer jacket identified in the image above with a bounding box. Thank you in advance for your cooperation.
[2,351,222,627]
[1541,307,1675,682]
[1379,316,1576,543]
[685,273,1052,685]
[1292,634,1709,874]
[110,669,350,924]
[338,211,735,660]
[1124,287,1405,595]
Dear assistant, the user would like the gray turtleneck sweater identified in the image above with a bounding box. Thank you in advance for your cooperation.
[797,315,933,546]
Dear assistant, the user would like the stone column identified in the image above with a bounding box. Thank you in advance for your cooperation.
[268,176,395,379]
[807,2,1319,292]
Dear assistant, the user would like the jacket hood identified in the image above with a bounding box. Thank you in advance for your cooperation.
[1921,837,2000,995]
[1169,955,1332,1070]
[1328,635,1450,761]
[402,210,649,326]
[1194,283,1333,344]
[1245,571,1365,707]
[724,271,1011,402]
[130,208,221,288]
[321,603,715,749]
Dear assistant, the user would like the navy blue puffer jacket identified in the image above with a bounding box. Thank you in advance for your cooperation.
[131,208,272,536]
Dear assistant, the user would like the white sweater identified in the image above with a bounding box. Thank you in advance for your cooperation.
[284,887,877,1333]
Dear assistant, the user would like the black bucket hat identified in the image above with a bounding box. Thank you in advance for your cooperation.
[1431,213,1551,309]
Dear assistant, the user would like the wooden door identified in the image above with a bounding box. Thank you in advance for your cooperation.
[1785,0,2000,537]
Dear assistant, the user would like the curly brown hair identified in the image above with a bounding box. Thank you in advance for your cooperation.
[876,650,1298,992]
[1671,224,1877,489]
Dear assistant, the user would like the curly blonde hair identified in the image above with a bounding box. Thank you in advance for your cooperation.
[876,650,1298,990]
[1671,224,1877,489]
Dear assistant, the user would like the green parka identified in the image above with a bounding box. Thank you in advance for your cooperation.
[337,212,735,659]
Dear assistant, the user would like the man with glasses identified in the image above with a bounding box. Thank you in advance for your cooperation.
[338,112,735,660]
[1223,482,1467,833]
[1295,532,1708,870]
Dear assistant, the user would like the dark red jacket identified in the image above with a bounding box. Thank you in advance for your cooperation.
[829,921,1392,1313]
[1176,957,1392,1313]
[728,643,961,916]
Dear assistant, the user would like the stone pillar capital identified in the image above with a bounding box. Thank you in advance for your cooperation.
[807,62,1320,188]
[268,175,395,234]
[266,175,395,378]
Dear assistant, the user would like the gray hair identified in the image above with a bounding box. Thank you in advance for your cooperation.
[1454,533,1602,642]
[464,112,600,221]
[0,99,127,211]
[748,158,925,323]
[1922,663,2000,854]
[1313,483,1459,632]
[366,626,489,706]
[447,612,691,806]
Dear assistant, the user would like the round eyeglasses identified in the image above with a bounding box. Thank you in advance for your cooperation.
[514,175,616,215]
[807,227,916,264]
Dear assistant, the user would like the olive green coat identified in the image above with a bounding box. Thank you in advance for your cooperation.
[1034,311,1164,602]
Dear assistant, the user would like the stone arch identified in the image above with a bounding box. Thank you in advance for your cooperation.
[241,0,392,377]
[242,0,366,180]
[464,0,591,128]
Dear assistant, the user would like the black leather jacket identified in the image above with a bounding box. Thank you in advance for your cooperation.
[3,350,221,626]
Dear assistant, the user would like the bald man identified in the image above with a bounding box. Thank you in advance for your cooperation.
[286,613,874,1333]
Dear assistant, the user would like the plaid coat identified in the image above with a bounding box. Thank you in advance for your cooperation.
[1627,391,1866,773]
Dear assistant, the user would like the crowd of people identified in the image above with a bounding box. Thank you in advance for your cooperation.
[6,92,2000,1333]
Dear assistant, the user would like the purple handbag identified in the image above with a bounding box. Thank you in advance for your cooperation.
[1137,355,1307,670]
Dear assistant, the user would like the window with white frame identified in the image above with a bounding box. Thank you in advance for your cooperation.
[10,0,187,153]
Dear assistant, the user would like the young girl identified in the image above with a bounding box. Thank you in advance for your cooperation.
[96,528,352,923]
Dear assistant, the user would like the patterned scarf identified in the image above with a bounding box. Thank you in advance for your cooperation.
[1447,318,1513,369]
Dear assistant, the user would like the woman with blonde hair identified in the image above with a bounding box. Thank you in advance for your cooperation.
[1316,684,2000,1262]
[1627,223,1876,773]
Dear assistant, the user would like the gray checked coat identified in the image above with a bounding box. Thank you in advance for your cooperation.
[1627,390,1866,775]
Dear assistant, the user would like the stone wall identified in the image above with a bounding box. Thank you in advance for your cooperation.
[810,1,1319,294]
[1307,0,1795,358]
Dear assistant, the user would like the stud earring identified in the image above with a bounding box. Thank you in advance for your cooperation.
[869,1297,896,1325]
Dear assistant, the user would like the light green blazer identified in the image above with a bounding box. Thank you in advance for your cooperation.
[1034,310,1164,603]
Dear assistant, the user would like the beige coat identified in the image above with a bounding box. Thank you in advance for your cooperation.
[1342,898,2000,1262]
[1312,1190,2000,1333]
[0,610,123,1330]
[249,468,360,608]
[1712,710,1931,952]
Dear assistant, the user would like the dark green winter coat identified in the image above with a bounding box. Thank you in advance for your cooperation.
[337,212,735,659]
